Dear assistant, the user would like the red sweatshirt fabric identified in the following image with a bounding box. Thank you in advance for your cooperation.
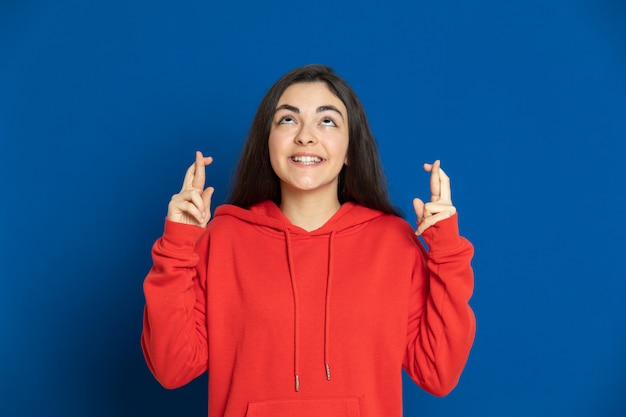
[142,201,475,417]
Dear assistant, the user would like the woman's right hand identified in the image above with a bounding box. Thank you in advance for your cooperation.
[167,151,215,227]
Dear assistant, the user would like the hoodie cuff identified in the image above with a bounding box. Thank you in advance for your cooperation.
[421,213,466,254]
[161,217,206,248]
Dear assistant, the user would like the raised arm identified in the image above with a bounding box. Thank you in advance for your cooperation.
[141,152,214,389]
[404,160,475,396]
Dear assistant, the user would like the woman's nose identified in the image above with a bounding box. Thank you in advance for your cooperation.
[295,123,317,145]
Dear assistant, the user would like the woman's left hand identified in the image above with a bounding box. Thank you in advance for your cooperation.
[413,160,457,236]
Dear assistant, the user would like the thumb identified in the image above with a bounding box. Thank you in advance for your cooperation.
[201,186,215,223]
[413,198,425,225]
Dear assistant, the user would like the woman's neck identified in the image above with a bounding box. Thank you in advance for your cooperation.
[279,192,341,232]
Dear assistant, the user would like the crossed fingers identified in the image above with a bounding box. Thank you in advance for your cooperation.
[414,160,456,235]
[167,151,215,227]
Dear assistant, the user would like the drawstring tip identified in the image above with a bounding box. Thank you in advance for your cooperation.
[325,363,331,381]
[295,374,300,392]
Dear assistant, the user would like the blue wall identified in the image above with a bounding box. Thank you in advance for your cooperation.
[1,1,625,416]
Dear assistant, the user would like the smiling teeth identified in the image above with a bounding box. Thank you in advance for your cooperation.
[292,156,322,164]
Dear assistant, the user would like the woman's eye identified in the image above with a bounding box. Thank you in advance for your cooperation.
[279,116,295,124]
[321,118,336,127]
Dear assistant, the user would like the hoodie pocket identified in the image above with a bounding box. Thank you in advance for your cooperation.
[245,397,361,417]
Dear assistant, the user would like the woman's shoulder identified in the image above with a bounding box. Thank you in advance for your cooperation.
[369,210,414,231]
[346,205,417,241]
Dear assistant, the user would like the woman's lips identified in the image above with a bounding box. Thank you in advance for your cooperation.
[290,155,323,165]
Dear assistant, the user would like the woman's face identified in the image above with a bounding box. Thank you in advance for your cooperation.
[269,82,349,202]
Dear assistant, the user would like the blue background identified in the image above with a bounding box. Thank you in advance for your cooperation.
[1,1,625,416]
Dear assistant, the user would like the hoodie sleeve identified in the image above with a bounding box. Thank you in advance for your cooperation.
[403,213,476,396]
[141,218,210,389]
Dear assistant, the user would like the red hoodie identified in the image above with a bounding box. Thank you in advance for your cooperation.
[142,201,475,417]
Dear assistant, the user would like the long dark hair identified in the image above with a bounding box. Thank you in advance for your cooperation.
[229,64,400,217]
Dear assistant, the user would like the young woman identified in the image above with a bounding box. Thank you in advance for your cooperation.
[141,64,475,417]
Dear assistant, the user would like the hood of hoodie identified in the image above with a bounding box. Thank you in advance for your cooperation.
[212,200,387,392]
[213,200,386,236]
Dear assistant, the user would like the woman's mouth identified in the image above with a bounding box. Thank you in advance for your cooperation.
[290,156,323,165]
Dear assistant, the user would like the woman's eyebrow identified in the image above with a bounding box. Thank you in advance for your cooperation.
[317,105,345,120]
[275,104,345,121]
[275,104,299,113]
